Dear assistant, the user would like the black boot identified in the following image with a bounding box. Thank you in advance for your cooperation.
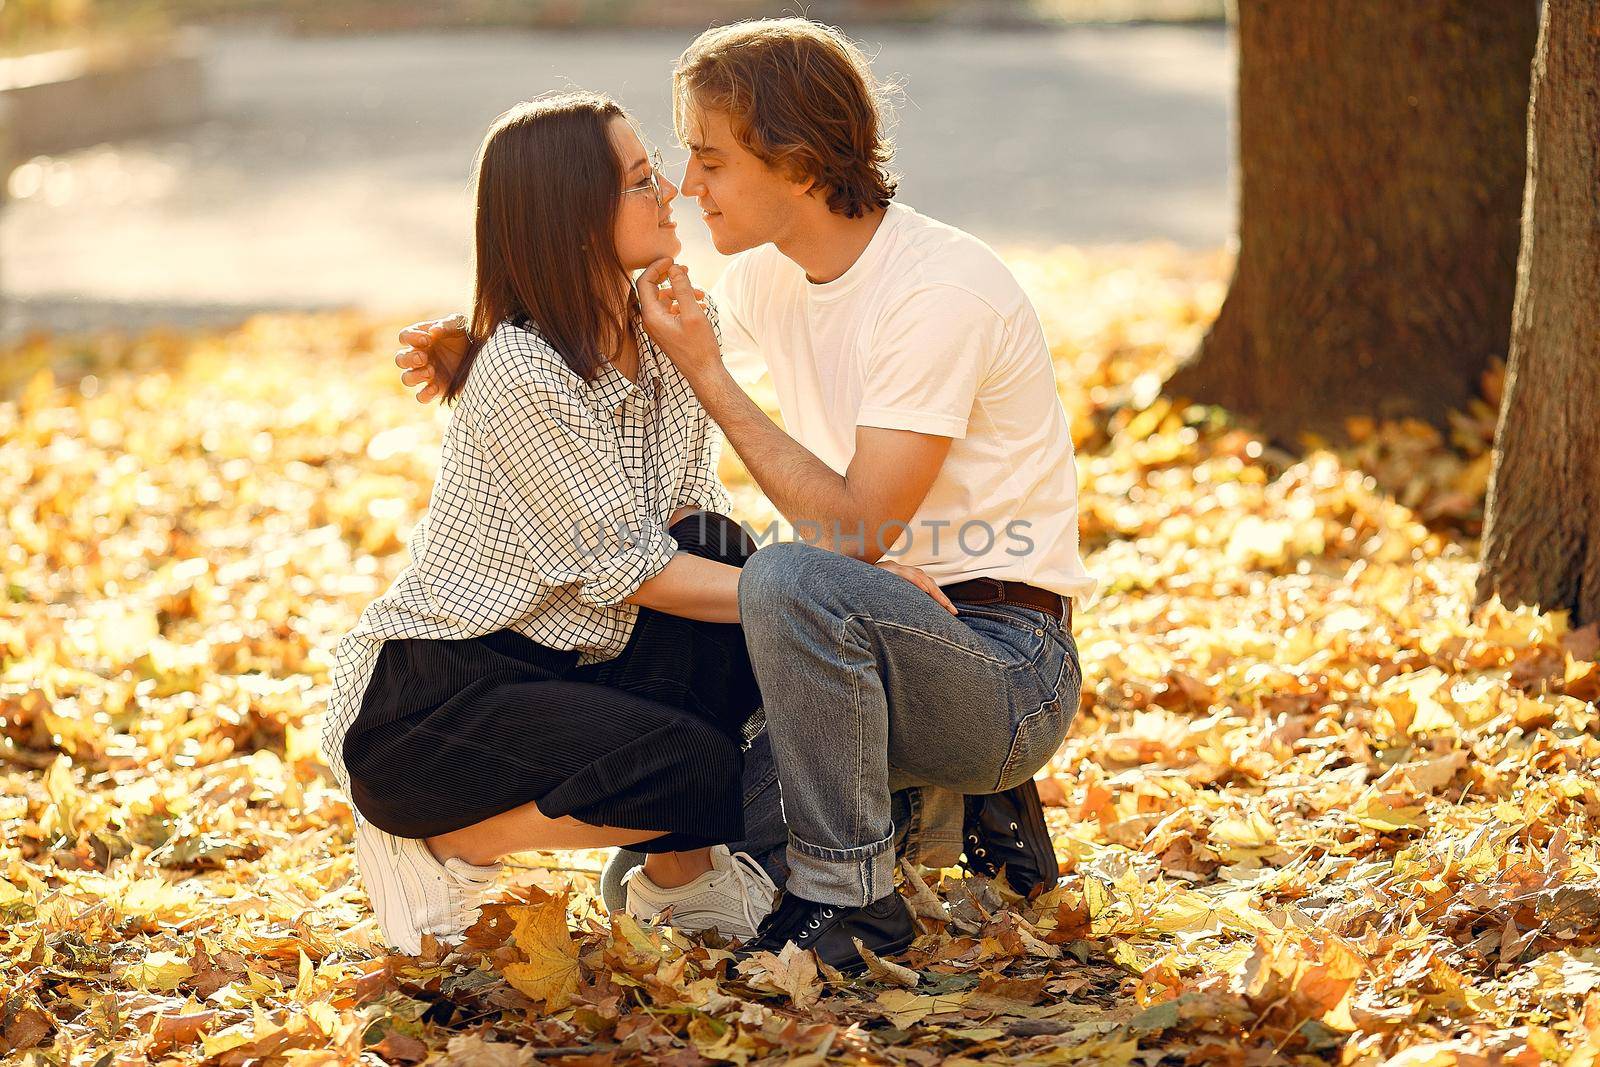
[739,890,915,976]
[961,778,1060,896]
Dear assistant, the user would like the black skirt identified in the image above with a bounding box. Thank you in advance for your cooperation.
[341,511,761,853]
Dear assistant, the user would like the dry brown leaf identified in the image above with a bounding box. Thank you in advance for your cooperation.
[735,942,822,1011]
[853,938,920,988]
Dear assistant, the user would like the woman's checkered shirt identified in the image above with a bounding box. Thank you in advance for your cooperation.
[319,309,733,796]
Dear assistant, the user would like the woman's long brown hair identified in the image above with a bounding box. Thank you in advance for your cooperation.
[441,91,633,401]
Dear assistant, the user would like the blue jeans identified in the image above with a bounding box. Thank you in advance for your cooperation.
[600,542,1080,910]
[738,542,1080,907]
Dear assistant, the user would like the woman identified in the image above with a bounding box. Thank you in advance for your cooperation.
[320,91,775,955]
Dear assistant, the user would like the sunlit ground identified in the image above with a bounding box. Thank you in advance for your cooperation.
[3,245,1598,1065]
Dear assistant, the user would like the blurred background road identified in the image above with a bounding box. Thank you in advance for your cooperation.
[2,22,1229,337]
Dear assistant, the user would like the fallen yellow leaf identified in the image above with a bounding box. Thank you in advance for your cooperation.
[502,897,580,1011]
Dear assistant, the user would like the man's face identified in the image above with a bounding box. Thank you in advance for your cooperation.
[679,106,807,255]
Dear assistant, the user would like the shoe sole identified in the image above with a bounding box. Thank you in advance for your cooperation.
[626,901,762,941]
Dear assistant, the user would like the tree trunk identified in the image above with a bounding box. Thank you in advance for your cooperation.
[1476,2,1600,627]
[1166,1,1538,445]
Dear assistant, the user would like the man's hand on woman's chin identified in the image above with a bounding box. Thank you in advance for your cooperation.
[636,259,725,383]
[395,314,469,404]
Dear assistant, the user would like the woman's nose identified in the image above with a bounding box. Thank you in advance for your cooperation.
[660,172,680,206]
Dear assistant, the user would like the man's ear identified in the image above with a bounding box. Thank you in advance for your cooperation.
[773,155,818,199]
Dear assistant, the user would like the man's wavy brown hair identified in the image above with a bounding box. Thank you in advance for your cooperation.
[673,18,898,219]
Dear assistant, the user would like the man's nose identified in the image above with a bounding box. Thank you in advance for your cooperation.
[680,161,706,198]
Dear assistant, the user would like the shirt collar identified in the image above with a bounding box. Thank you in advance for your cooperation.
[587,319,662,413]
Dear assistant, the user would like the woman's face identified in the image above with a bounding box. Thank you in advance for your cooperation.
[609,116,681,271]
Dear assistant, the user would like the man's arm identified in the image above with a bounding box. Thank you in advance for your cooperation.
[638,261,957,564]
[396,315,467,403]
[681,365,951,561]
[393,281,959,610]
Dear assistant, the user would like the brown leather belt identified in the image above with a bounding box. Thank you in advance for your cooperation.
[940,576,1072,626]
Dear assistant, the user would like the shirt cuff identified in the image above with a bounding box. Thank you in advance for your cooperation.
[855,406,970,439]
[678,480,734,518]
[578,524,679,608]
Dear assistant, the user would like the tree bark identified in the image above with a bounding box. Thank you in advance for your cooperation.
[1476,2,1600,627]
[1166,1,1538,444]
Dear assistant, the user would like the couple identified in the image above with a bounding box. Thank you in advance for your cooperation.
[320,18,1094,976]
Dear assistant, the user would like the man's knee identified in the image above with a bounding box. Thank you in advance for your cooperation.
[669,510,757,566]
[737,539,836,618]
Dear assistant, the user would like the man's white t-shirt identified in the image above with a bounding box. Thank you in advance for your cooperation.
[709,202,1096,600]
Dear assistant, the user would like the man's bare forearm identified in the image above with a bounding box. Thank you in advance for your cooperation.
[687,366,874,556]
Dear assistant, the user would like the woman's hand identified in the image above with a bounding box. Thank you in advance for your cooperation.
[395,314,469,403]
[874,559,959,615]
[636,260,724,384]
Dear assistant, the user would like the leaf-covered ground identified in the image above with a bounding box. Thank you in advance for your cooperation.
[3,246,1598,1066]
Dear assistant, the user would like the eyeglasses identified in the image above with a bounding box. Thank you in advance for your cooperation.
[620,149,669,206]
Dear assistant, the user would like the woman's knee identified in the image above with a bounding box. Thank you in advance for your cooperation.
[680,717,743,790]
[349,780,434,839]
[669,510,757,566]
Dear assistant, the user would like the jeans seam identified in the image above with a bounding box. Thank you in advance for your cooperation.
[1002,642,1080,791]
[841,610,866,847]
[848,613,1016,669]
[955,605,1043,633]
[1029,634,1071,698]
[997,700,1056,792]
[957,607,1061,674]
[789,826,896,861]
[903,787,923,867]
[742,757,778,808]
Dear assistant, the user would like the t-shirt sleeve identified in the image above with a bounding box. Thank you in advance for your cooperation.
[856,285,1000,439]
[708,260,767,387]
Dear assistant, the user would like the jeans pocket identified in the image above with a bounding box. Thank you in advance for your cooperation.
[956,605,1053,670]
[994,700,1067,792]
[995,642,1081,792]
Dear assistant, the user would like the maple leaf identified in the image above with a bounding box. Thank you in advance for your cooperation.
[736,942,823,1011]
[1350,793,1430,834]
[501,897,581,1011]
[873,987,971,1029]
[121,950,195,992]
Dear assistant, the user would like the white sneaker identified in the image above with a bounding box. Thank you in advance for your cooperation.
[353,818,502,954]
[622,846,778,939]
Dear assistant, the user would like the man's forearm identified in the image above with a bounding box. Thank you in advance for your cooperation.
[688,367,872,555]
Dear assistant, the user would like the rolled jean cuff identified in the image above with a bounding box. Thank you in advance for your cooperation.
[785,827,898,907]
[908,787,967,870]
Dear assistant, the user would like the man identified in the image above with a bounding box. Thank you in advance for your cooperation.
[396,19,1093,973]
